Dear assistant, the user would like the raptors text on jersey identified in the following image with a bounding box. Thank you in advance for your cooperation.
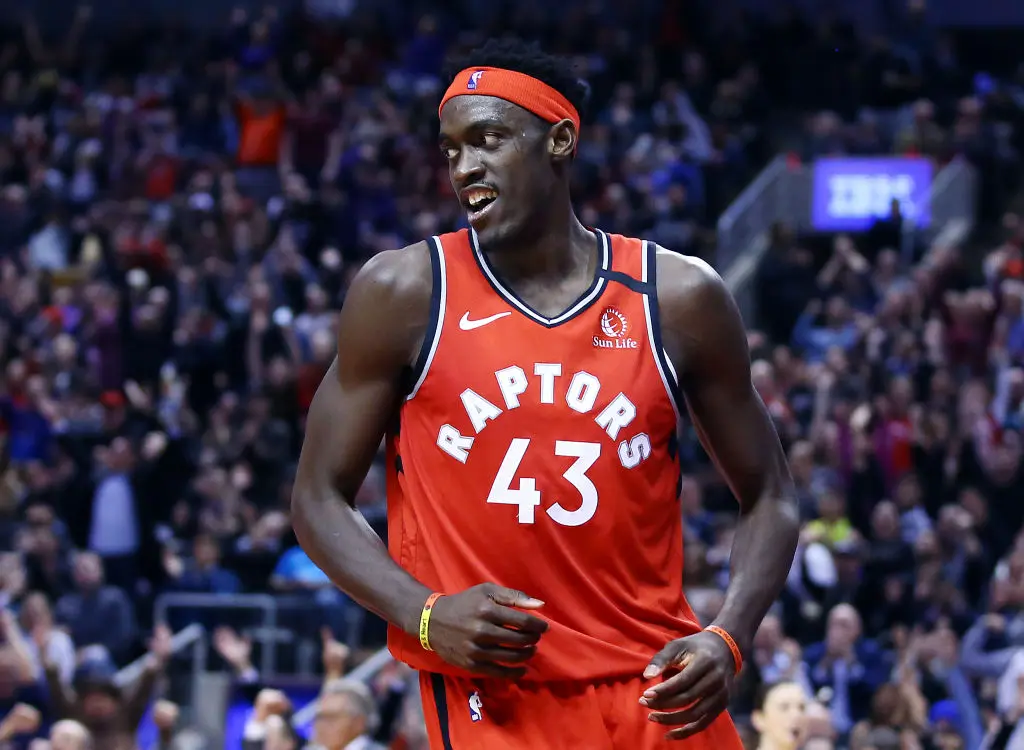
[385,229,704,682]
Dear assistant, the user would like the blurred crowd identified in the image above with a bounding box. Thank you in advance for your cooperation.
[0,0,1023,748]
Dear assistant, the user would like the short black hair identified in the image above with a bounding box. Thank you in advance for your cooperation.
[444,38,590,121]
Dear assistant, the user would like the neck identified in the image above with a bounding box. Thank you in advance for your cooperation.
[479,195,592,283]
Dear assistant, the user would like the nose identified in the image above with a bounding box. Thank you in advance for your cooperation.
[451,146,485,187]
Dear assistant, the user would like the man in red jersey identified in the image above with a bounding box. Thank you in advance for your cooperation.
[292,38,800,749]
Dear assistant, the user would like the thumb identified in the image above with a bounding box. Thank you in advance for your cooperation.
[320,626,334,645]
[644,641,690,680]
[488,586,544,610]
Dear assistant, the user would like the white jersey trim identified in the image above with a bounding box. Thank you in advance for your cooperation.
[469,228,610,327]
[407,235,446,401]
[641,240,682,421]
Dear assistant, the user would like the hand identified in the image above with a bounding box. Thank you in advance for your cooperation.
[0,609,15,638]
[901,728,923,750]
[141,431,168,460]
[31,624,51,654]
[984,613,1007,633]
[779,639,803,679]
[149,624,173,665]
[320,627,350,679]
[162,548,184,579]
[152,700,179,732]
[253,688,291,721]
[817,368,836,392]
[250,312,269,334]
[425,584,548,679]
[640,630,737,741]
[373,661,411,693]
[1,703,41,737]
[213,627,252,672]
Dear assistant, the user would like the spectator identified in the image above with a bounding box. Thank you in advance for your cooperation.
[53,552,135,664]
[44,624,171,750]
[162,533,242,595]
[308,679,383,750]
[803,605,889,735]
[750,681,808,750]
[151,700,180,750]
[0,704,40,748]
[48,719,92,750]
[19,593,74,686]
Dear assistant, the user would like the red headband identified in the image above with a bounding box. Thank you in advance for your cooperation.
[439,67,581,135]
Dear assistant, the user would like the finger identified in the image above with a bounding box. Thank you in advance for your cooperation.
[644,644,690,679]
[470,644,538,665]
[473,623,543,648]
[320,626,334,644]
[663,692,729,741]
[483,604,549,634]
[641,669,721,711]
[641,656,713,704]
[647,683,724,725]
[486,585,544,610]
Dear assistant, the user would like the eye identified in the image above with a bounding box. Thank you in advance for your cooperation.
[481,132,502,148]
[440,145,458,160]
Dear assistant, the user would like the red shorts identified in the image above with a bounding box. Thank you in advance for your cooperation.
[419,672,743,749]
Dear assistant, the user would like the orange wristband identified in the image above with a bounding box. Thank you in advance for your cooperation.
[419,593,444,651]
[705,625,743,675]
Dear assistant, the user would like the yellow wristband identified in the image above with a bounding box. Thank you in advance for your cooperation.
[419,593,444,651]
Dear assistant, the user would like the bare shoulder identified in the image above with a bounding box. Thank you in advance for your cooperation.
[653,246,737,339]
[337,240,435,375]
[347,240,434,313]
[652,245,746,378]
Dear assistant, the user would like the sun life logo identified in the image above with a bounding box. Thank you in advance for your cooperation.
[600,307,628,338]
[467,70,485,90]
[595,307,639,350]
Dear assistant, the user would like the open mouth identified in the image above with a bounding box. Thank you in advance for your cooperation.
[463,187,499,222]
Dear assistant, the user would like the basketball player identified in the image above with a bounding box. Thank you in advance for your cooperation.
[293,39,800,748]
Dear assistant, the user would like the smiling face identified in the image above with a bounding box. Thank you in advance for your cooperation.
[438,94,574,250]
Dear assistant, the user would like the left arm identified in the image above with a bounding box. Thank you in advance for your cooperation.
[661,250,798,651]
[642,250,800,739]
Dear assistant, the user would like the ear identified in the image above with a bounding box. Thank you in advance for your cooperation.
[548,120,577,161]
[750,709,765,734]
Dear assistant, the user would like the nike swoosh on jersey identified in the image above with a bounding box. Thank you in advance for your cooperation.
[459,312,512,330]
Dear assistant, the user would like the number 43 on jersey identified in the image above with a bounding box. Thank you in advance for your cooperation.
[488,438,644,528]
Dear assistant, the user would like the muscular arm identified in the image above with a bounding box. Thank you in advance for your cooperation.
[291,244,434,636]
[658,249,799,653]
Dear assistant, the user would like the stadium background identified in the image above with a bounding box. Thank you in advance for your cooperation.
[1,0,1024,748]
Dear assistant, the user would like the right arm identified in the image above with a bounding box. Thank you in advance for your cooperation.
[291,245,547,677]
[291,245,433,635]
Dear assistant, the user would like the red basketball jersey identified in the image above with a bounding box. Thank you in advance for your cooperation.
[386,229,702,682]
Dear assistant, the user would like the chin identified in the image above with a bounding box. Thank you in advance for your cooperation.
[473,220,523,252]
